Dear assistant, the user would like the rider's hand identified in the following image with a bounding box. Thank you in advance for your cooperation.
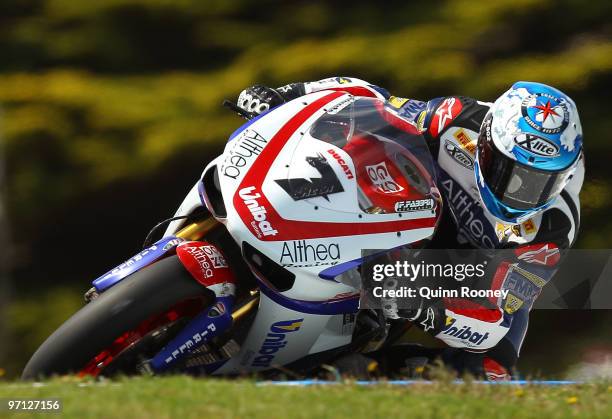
[237,85,286,119]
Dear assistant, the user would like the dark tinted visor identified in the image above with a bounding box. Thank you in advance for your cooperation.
[478,129,573,210]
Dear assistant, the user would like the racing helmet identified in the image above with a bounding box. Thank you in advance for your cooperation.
[475,81,583,223]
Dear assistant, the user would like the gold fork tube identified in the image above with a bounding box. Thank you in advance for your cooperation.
[175,218,219,241]
[231,292,260,321]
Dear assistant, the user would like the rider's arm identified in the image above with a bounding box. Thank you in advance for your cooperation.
[237,77,396,118]
[433,164,583,376]
[277,77,390,101]
[288,78,438,131]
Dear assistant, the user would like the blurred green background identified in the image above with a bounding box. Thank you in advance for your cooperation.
[0,0,610,378]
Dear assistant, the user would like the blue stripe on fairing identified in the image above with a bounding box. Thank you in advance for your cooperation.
[227,104,282,141]
[318,258,364,281]
[227,113,264,141]
[257,380,581,386]
[259,280,358,315]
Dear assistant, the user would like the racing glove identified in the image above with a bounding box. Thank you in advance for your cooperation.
[237,83,306,119]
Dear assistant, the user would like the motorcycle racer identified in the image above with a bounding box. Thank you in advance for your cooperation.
[236,77,585,380]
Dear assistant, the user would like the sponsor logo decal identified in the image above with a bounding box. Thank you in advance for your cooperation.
[327,149,354,179]
[416,111,426,132]
[181,245,227,278]
[102,244,166,279]
[503,293,524,314]
[388,96,409,109]
[222,129,268,180]
[239,186,279,238]
[420,307,435,332]
[515,243,560,266]
[252,319,303,367]
[394,198,435,212]
[440,176,497,249]
[326,96,353,114]
[165,322,218,364]
[201,245,228,268]
[495,222,522,240]
[502,268,543,305]
[162,237,184,251]
[431,97,462,137]
[208,301,226,317]
[176,241,235,292]
[510,265,547,288]
[514,133,560,157]
[275,154,344,201]
[442,316,490,347]
[521,93,569,134]
[280,240,341,267]
[522,219,536,234]
[366,161,404,193]
[444,140,474,169]
[453,128,476,154]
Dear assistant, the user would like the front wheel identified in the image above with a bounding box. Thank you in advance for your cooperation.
[22,255,211,380]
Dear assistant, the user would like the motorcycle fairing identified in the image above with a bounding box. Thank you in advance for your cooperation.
[210,90,439,301]
[176,240,236,298]
[212,292,355,374]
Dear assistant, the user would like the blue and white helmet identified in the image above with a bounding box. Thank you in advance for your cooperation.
[475,81,583,223]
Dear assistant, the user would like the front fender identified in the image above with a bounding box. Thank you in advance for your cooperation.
[92,236,185,292]
[175,241,236,298]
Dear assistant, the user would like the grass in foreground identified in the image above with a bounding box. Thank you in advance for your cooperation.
[0,376,610,419]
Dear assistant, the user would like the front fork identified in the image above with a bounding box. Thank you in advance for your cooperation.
[150,295,234,371]
[150,219,245,372]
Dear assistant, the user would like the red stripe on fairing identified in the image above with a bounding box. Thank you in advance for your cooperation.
[327,86,380,98]
[233,91,438,241]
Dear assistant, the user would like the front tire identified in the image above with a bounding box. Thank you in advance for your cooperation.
[22,255,209,380]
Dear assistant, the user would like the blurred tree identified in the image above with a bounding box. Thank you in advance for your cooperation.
[0,0,610,377]
[0,117,11,374]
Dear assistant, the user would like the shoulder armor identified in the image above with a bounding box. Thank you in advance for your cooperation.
[423,96,489,140]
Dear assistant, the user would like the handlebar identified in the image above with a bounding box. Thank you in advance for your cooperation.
[223,99,252,120]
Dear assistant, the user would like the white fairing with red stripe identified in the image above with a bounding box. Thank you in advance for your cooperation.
[177,91,440,373]
[212,91,439,300]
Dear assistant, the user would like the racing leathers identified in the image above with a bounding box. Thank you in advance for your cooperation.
[236,77,585,379]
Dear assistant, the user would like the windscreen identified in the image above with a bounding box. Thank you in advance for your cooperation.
[308,96,440,214]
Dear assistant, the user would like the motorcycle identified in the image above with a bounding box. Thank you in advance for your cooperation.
[22,90,442,379]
